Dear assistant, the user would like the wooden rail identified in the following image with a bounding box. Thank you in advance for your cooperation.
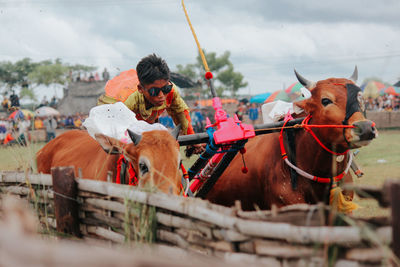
[1,169,399,266]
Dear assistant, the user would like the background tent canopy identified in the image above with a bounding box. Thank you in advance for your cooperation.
[361,80,386,98]
[250,92,272,103]
[105,69,139,102]
[285,82,304,94]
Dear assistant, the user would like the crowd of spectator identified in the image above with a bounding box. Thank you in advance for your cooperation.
[0,113,87,146]
[72,68,110,83]
[365,95,400,111]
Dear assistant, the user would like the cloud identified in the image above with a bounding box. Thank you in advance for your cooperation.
[0,0,399,98]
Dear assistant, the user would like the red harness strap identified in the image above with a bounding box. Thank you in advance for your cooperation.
[115,155,138,186]
[279,117,348,184]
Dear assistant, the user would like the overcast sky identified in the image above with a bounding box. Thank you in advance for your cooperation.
[1,0,400,100]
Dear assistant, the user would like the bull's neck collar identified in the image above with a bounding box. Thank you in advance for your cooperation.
[279,118,352,183]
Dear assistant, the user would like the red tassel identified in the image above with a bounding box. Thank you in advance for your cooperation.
[205,71,213,80]
[241,166,248,173]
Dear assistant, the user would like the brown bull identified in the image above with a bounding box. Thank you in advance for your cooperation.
[36,127,182,194]
[206,67,377,210]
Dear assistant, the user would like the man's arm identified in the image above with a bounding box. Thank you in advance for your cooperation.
[166,88,194,135]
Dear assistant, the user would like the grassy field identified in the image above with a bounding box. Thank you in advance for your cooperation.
[351,130,400,217]
[1,130,399,217]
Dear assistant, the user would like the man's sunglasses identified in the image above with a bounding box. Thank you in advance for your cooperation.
[146,83,173,97]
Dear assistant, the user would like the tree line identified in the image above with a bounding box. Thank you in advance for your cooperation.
[0,58,96,102]
[0,51,248,102]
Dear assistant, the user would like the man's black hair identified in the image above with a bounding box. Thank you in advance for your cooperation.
[136,54,170,85]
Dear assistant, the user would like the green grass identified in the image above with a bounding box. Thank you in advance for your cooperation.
[2,130,399,217]
[0,142,45,172]
[351,130,400,217]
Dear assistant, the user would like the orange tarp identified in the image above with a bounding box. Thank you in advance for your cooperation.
[105,69,139,102]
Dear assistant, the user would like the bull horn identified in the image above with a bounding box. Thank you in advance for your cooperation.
[170,124,181,140]
[127,129,141,145]
[349,65,358,83]
[294,69,316,89]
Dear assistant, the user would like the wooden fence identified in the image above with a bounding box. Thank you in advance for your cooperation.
[0,168,399,266]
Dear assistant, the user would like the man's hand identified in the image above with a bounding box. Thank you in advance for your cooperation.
[185,144,206,157]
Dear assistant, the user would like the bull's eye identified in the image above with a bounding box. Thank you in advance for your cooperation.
[139,162,149,175]
[321,98,333,106]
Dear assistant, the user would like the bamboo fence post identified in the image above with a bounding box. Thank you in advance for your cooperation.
[51,166,81,237]
[390,180,400,259]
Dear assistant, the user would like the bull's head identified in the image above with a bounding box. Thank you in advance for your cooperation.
[95,125,182,194]
[294,67,377,151]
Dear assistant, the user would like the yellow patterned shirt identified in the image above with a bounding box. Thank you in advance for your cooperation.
[123,84,194,135]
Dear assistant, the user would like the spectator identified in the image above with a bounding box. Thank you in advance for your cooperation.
[40,96,49,107]
[9,91,20,108]
[102,68,110,81]
[1,96,10,112]
[34,117,44,129]
[94,72,100,81]
[50,96,57,108]
[89,73,95,82]
[17,119,30,146]
[190,104,205,133]
[73,116,82,128]
[248,103,259,125]
[0,117,8,140]
[65,116,74,128]
[235,104,244,121]
[43,116,57,142]
[159,112,174,129]
[3,131,15,145]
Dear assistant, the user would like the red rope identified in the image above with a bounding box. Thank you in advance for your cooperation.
[279,117,348,184]
[301,115,350,156]
[180,163,189,197]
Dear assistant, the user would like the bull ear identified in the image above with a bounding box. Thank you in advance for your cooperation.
[349,65,358,83]
[95,133,121,154]
[170,124,181,140]
[127,129,141,145]
[294,99,315,114]
[294,99,307,111]
[294,69,316,90]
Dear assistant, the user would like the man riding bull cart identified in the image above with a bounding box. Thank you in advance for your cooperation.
[97,54,204,156]
[94,52,371,212]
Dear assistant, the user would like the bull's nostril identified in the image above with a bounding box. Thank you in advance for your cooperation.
[353,126,362,135]
[372,127,378,138]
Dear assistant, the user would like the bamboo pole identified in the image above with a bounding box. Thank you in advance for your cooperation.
[84,197,125,213]
[240,239,322,258]
[2,186,54,199]
[345,247,389,263]
[80,212,122,228]
[0,171,52,186]
[86,225,125,244]
[157,229,189,248]
[156,212,213,239]
[1,225,233,267]
[175,228,233,252]
[212,229,249,242]
[77,178,392,245]
[390,180,400,259]
[213,251,281,266]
